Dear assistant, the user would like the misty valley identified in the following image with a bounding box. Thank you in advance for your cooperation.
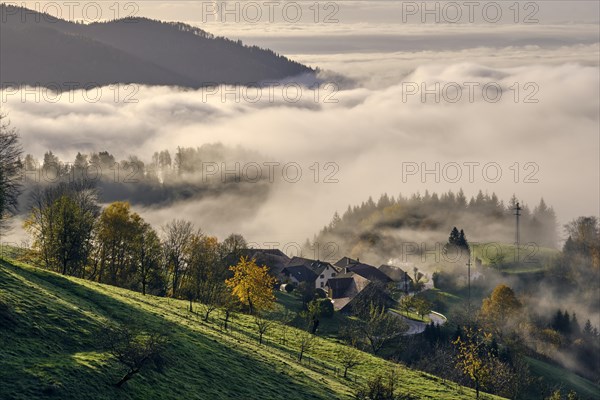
[0,2,599,400]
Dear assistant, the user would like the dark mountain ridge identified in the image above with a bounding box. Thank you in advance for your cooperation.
[0,5,313,90]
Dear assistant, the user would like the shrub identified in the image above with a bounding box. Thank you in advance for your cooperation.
[102,326,169,387]
[355,370,418,400]
[317,298,334,318]
[284,283,295,293]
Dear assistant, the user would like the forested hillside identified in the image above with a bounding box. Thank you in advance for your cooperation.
[311,191,558,265]
[0,5,312,89]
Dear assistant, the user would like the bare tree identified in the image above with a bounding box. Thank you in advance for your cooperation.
[297,330,315,362]
[162,219,194,297]
[277,309,295,345]
[220,291,238,331]
[338,342,361,378]
[355,369,410,400]
[221,233,247,258]
[0,113,22,237]
[197,290,222,322]
[254,314,273,345]
[103,326,168,388]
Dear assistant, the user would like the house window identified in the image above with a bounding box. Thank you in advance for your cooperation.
[331,273,336,277]
[320,274,325,278]
[320,282,325,287]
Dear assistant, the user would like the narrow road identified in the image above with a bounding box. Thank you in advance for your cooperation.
[388,310,447,335]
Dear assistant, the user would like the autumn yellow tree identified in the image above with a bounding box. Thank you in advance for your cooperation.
[480,284,522,337]
[453,328,494,399]
[225,256,276,315]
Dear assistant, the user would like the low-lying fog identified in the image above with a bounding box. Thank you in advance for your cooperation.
[2,10,599,253]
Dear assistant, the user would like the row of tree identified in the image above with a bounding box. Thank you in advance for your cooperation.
[23,143,263,184]
[16,145,273,209]
[21,180,282,318]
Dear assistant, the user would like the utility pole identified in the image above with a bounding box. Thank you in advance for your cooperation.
[466,257,472,320]
[514,201,522,264]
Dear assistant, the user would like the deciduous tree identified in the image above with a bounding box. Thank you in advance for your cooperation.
[184,233,225,320]
[338,342,361,378]
[355,369,412,400]
[480,284,522,337]
[297,330,315,362]
[225,256,276,315]
[412,296,432,320]
[134,221,164,295]
[162,219,194,297]
[24,183,98,276]
[399,296,413,317]
[220,290,239,331]
[0,113,22,236]
[95,202,141,286]
[453,328,494,399]
[358,304,407,354]
[103,326,168,388]
[253,314,272,345]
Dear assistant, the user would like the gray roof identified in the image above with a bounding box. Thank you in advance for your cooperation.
[284,256,338,277]
[346,262,393,283]
[378,264,413,282]
[281,265,318,283]
[226,249,290,277]
[325,272,370,299]
[246,249,290,276]
[334,256,358,268]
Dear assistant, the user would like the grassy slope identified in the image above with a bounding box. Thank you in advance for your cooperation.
[471,243,559,273]
[0,259,502,400]
[526,357,600,399]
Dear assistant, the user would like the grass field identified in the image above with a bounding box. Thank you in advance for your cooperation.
[0,258,503,400]
[471,243,559,273]
[526,357,600,399]
[389,309,432,323]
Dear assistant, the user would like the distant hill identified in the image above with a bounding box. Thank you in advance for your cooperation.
[310,191,558,266]
[0,5,313,90]
[0,258,495,399]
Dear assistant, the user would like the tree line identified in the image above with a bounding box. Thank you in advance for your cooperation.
[13,143,271,211]
[21,178,282,319]
[22,144,264,185]
[311,190,559,264]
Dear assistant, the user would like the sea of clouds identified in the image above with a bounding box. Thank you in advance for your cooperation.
[2,2,599,249]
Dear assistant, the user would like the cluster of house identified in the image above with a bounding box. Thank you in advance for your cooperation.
[236,249,417,313]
